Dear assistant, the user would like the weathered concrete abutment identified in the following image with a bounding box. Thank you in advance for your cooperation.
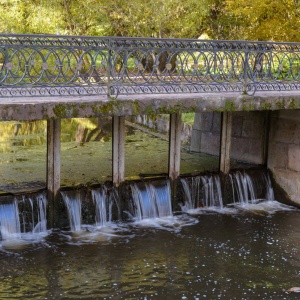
[268,110,300,205]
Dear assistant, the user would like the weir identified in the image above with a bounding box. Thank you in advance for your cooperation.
[0,34,300,235]
[0,167,292,237]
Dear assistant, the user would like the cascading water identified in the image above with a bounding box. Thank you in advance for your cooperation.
[180,170,276,212]
[61,187,120,232]
[229,170,275,204]
[0,193,48,241]
[0,200,21,240]
[229,171,256,204]
[21,194,48,234]
[180,174,223,211]
[92,188,110,226]
[130,180,172,220]
[61,191,82,231]
[201,175,223,208]
[180,176,200,211]
[264,173,275,201]
[92,187,119,227]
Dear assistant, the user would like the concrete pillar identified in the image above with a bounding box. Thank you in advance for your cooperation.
[113,116,125,186]
[169,113,182,181]
[262,111,271,167]
[219,112,232,174]
[47,119,61,228]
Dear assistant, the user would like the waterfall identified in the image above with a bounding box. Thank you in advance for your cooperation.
[0,200,21,240]
[92,187,117,227]
[229,170,275,204]
[201,175,223,208]
[61,192,82,231]
[264,173,275,201]
[0,193,47,241]
[21,194,48,234]
[180,176,201,210]
[181,170,276,211]
[229,171,256,204]
[180,174,223,211]
[130,181,172,220]
[33,194,48,233]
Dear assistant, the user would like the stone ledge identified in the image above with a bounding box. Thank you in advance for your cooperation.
[0,91,300,121]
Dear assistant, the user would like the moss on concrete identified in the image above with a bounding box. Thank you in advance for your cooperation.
[288,99,300,110]
[92,101,119,115]
[275,100,285,110]
[225,101,237,111]
[53,104,68,118]
[3,92,300,122]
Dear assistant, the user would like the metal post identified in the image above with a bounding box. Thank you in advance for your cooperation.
[107,39,113,97]
[113,116,125,186]
[47,119,61,228]
[243,50,249,94]
[169,113,182,181]
[219,112,232,174]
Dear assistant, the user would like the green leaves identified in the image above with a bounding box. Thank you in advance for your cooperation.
[0,0,298,42]
[225,0,300,41]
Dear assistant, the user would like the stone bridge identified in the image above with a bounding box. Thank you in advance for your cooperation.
[1,34,300,209]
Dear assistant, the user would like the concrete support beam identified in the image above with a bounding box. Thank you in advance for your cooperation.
[262,111,270,166]
[113,116,125,186]
[47,119,61,227]
[219,112,232,174]
[169,113,182,181]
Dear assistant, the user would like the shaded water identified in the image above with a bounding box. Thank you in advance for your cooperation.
[1,174,300,299]
[0,206,300,299]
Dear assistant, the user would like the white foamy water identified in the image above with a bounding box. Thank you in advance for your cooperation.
[129,214,199,232]
[60,223,134,245]
[186,199,296,216]
[231,199,296,214]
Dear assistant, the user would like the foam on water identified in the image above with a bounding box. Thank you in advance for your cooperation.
[60,223,134,244]
[186,199,296,216]
[231,199,296,214]
[129,215,199,232]
[186,206,239,215]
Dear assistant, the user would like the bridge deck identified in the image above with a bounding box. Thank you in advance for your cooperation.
[0,91,299,121]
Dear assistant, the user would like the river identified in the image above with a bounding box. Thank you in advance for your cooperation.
[1,203,300,299]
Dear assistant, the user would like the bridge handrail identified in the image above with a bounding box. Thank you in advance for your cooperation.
[0,34,299,97]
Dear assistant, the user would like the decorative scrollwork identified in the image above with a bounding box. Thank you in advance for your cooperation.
[0,33,300,97]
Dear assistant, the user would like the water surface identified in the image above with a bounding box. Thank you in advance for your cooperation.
[1,206,300,299]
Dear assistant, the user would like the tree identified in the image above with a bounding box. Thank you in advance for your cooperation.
[225,0,300,41]
[0,0,60,34]
[0,0,298,42]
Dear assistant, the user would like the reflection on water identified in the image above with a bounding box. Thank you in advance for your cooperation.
[1,203,300,299]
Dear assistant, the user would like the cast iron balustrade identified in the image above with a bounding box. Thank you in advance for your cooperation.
[0,33,300,97]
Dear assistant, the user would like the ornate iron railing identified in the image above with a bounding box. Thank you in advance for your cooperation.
[0,33,300,97]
